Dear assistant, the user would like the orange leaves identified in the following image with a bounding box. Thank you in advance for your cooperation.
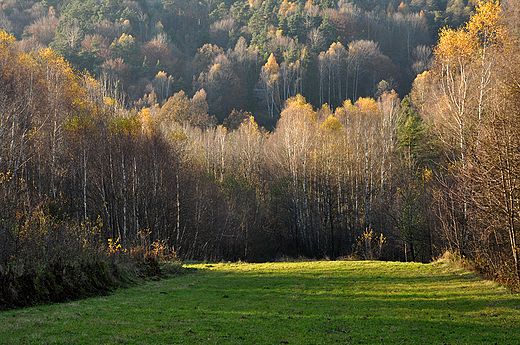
[430,0,510,132]
[107,237,126,256]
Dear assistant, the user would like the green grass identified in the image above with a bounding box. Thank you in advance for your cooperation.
[0,260,518,344]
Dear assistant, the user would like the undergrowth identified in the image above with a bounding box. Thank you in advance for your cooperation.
[433,250,519,292]
[0,214,185,310]
[0,255,188,311]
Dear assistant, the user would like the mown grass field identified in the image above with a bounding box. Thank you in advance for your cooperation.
[0,260,518,344]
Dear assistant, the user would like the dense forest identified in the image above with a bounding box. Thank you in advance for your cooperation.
[0,0,475,125]
[1,0,520,298]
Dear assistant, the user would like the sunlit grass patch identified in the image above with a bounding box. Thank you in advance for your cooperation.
[0,260,518,344]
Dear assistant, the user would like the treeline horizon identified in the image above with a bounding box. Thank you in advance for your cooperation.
[1,0,520,292]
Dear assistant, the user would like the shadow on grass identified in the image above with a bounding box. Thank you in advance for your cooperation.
[169,262,519,343]
[1,262,517,344]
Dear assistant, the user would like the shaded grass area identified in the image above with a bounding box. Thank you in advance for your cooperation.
[0,261,518,344]
[0,257,166,310]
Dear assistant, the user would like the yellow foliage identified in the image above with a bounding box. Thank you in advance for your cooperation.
[339,99,355,113]
[281,94,317,123]
[333,100,355,123]
[116,33,134,45]
[16,49,38,73]
[0,31,17,80]
[155,21,164,32]
[422,167,433,182]
[354,97,379,115]
[104,97,117,107]
[357,229,387,260]
[435,27,475,69]
[248,0,262,8]
[37,47,82,97]
[239,115,260,137]
[65,113,95,135]
[320,115,342,133]
[109,115,142,135]
[107,237,126,256]
[285,94,306,109]
[155,70,167,80]
[435,0,508,71]
[168,128,188,143]
[278,0,296,17]
[0,29,16,49]
[264,53,279,75]
[466,0,505,48]
[0,170,12,184]
[158,90,191,125]
[209,63,221,75]
[410,71,431,108]
[82,72,101,91]
[139,107,156,135]
[328,42,345,56]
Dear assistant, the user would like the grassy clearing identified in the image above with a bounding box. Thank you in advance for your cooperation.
[0,260,518,344]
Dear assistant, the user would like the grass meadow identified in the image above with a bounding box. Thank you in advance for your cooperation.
[0,260,518,344]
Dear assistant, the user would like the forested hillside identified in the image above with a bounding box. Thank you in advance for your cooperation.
[0,0,473,125]
[1,0,520,295]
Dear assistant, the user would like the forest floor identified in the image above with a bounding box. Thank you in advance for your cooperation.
[0,260,518,344]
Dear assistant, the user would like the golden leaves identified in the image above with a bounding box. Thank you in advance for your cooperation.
[278,0,296,17]
[0,29,15,49]
[264,53,279,75]
[354,97,380,116]
[467,0,506,48]
[320,115,342,134]
[435,26,475,69]
[282,94,316,123]
[435,0,508,70]
[109,115,142,135]
[138,107,154,135]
